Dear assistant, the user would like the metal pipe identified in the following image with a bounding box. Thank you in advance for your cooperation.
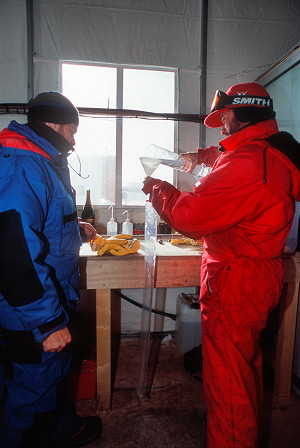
[199,0,209,147]
[0,104,207,123]
[26,0,34,101]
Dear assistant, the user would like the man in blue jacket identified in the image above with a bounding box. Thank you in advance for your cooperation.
[0,92,101,447]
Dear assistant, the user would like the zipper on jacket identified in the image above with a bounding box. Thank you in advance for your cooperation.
[263,146,267,184]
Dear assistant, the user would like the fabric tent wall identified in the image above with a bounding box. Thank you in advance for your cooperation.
[0,0,27,103]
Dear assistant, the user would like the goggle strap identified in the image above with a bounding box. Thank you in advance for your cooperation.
[211,90,273,113]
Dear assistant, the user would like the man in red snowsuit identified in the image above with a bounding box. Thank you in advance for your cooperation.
[142,82,300,448]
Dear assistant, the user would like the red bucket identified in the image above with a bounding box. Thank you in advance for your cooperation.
[68,359,96,400]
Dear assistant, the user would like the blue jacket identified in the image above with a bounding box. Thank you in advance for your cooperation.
[0,121,81,343]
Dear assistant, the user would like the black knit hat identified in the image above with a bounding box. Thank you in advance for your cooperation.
[27,91,79,125]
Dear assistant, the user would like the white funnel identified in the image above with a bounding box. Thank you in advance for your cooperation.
[141,145,180,176]
[140,156,185,177]
[140,157,163,176]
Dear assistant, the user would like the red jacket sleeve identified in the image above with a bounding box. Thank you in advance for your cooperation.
[197,146,222,167]
[143,149,275,239]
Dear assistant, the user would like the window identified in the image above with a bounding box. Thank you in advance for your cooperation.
[258,46,300,140]
[61,62,177,206]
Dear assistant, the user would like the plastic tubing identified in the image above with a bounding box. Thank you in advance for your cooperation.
[137,201,157,396]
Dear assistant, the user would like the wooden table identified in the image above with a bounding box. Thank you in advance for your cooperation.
[79,243,300,411]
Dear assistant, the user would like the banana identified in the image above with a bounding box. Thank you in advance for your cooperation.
[90,235,107,251]
[192,239,204,246]
[132,238,140,251]
[126,238,141,253]
[91,234,140,256]
[106,238,130,246]
[109,246,130,256]
[102,242,122,252]
[112,234,133,240]
[170,238,192,245]
[171,237,203,246]
[97,242,122,256]
[109,238,140,256]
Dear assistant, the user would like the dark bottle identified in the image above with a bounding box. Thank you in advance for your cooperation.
[158,220,172,234]
[81,189,95,227]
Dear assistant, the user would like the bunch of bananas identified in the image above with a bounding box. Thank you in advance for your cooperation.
[170,237,203,246]
[90,234,140,256]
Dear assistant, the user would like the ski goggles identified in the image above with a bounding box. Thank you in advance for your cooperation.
[210,90,273,113]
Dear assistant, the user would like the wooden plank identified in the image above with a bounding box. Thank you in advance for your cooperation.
[155,257,201,287]
[82,257,145,289]
[274,282,300,396]
[282,254,300,282]
[80,255,202,289]
[95,289,111,411]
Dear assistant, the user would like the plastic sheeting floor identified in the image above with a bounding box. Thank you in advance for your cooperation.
[75,338,300,448]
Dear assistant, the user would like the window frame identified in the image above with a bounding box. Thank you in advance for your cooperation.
[59,60,179,207]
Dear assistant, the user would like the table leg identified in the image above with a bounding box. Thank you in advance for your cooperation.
[95,288,111,411]
[274,282,300,396]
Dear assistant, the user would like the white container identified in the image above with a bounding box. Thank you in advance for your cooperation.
[285,201,300,253]
[122,220,133,235]
[107,205,118,236]
[107,218,117,236]
[175,293,202,354]
[122,210,133,235]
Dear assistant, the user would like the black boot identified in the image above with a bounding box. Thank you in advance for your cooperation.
[58,416,102,447]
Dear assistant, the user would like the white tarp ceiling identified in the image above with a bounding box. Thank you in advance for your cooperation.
[33,0,201,68]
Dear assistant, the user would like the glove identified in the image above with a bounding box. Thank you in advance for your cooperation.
[142,176,161,195]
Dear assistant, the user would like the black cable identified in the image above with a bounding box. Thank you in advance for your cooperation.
[117,292,176,321]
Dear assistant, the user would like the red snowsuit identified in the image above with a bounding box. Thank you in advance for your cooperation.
[143,119,300,448]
